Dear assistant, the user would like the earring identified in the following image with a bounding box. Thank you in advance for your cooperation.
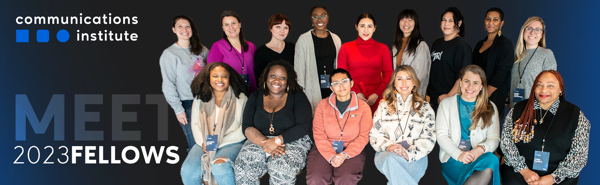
[287,86,290,92]
[560,92,562,96]
[263,83,265,89]
[394,89,397,94]
[480,88,483,91]
[498,27,502,36]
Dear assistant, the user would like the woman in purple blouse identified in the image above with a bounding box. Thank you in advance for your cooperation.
[208,10,257,93]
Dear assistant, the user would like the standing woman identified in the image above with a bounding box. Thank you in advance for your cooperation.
[472,7,514,118]
[234,60,313,185]
[391,9,431,97]
[338,12,393,113]
[428,7,472,112]
[254,13,295,83]
[180,62,248,185]
[509,17,556,108]
[436,65,500,185]
[306,68,373,185]
[501,70,590,184]
[207,10,257,93]
[160,15,209,152]
[295,6,343,114]
[369,65,436,185]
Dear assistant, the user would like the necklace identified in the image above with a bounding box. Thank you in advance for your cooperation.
[175,42,193,59]
[268,94,285,135]
[538,108,550,124]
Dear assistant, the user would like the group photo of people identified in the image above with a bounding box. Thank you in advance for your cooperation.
[159,5,590,185]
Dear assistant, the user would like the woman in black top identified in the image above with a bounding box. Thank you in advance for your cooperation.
[254,13,295,82]
[501,70,590,185]
[234,60,313,185]
[428,7,472,112]
[472,7,514,118]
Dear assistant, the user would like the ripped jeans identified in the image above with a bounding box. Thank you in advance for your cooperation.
[181,140,244,185]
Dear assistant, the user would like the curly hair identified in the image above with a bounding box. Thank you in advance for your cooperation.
[191,62,248,102]
[257,60,303,96]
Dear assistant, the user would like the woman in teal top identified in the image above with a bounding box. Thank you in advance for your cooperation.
[435,65,501,185]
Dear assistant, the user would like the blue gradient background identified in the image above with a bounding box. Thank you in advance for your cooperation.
[1,0,597,184]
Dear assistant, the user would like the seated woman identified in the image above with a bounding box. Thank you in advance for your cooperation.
[234,60,312,185]
[306,68,373,185]
[501,70,590,185]
[436,65,500,185]
[180,62,249,185]
[369,65,436,185]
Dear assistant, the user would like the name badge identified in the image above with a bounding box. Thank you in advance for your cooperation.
[398,140,410,149]
[458,139,472,152]
[533,150,550,171]
[513,88,525,103]
[241,74,250,86]
[206,135,218,151]
[332,140,344,154]
[320,74,330,88]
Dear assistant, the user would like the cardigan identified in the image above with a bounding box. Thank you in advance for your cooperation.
[392,40,432,97]
[159,44,209,114]
[190,94,248,148]
[436,94,500,163]
[472,34,514,116]
[207,38,257,92]
[369,94,436,162]
[242,90,312,144]
[253,41,295,82]
[294,29,342,115]
[338,36,393,113]
[313,92,373,161]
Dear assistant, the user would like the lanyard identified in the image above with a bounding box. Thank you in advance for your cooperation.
[334,106,351,141]
[537,109,556,152]
[518,47,538,84]
[458,97,474,139]
[233,45,245,74]
[395,100,411,140]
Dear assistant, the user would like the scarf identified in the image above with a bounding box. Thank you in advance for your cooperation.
[199,86,237,185]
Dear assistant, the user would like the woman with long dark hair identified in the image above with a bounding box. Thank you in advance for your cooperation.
[159,15,209,152]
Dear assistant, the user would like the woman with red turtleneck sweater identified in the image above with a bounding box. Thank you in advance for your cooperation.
[338,13,393,113]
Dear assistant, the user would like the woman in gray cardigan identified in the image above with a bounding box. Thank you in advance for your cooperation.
[294,6,342,114]
[391,9,431,98]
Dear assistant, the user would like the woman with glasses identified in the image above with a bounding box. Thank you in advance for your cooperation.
[509,17,556,109]
[338,12,393,113]
[295,6,343,114]
[207,10,257,93]
[306,68,373,185]
[369,65,436,185]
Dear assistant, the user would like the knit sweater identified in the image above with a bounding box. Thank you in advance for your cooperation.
[392,40,432,97]
[159,44,209,114]
[295,29,342,115]
[338,36,393,113]
[190,94,248,148]
[509,47,556,108]
[207,38,257,92]
[313,92,373,161]
[369,94,436,162]
[436,95,500,163]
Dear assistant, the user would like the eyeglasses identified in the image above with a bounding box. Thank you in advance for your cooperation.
[525,27,543,34]
[311,14,328,20]
[331,78,350,87]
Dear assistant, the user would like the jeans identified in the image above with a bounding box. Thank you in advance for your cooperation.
[374,151,428,185]
[181,100,195,152]
[181,141,244,185]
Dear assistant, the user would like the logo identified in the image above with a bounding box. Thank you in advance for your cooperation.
[431,51,443,61]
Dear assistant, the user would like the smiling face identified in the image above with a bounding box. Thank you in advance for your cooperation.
[460,71,482,102]
[534,72,561,108]
[524,20,543,48]
[222,16,241,39]
[441,12,460,37]
[329,73,354,99]
[172,19,192,41]
[270,21,289,41]
[484,11,503,34]
[356,18,376,41]
[399,17,415,37]
[266,65,288,95]
[394,71,414,99]
[210,66,230,93]
[311,7,329,32]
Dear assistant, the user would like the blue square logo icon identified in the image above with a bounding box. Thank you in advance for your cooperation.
[37,30,49,43]
[16,29,29,42]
